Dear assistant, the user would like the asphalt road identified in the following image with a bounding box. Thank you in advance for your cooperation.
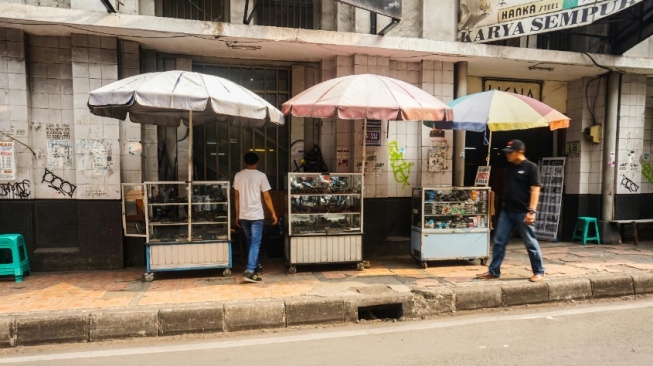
[2,298,653,366]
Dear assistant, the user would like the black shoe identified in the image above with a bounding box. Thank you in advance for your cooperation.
[255,264,263,275]
[243,271,262,283]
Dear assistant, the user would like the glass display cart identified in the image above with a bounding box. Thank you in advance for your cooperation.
[285,173,364,273]
[121,181,232,281]
[411,187,490,268]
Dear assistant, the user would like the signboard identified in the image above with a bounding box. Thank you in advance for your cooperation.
[0,141,16,181]
[566,140,580,158]
[483,78,542,100]
[474,166,491,186]
[458,0,644,43]
[365,120,382,147]
[337,0,402,19]
[535,157,566,241]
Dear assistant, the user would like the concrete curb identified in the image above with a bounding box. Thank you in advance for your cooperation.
[159,305,225,336]
[1,275,653,347]
[224,301,285,332]
[90,310,158,342]
[16,313,88,346]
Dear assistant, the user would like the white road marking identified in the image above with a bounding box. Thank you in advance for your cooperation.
[2,300,653,364]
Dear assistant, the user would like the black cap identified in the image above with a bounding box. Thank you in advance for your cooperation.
[502,139,525,152]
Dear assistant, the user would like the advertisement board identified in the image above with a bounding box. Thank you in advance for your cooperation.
[458,0,643,43]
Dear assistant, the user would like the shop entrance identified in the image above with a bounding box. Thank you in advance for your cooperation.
[464,128,556,222]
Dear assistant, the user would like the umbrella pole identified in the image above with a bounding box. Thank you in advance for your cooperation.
[486,130,492,166]
[188,110,193,242]
[361,118,367,174]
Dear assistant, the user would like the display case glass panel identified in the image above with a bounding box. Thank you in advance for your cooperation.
[143,181,230,243]
[412,187,489,231]
[121,183,146,237]
[288,173,363,236]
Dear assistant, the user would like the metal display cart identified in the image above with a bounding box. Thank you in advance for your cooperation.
[285,173,364,273]
[121,181,232,281]
[411,187,490,268]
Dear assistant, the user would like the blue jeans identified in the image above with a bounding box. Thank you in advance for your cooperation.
[488,210,545,277]
[240,219,264,272]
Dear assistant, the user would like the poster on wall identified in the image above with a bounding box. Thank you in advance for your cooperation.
[365,120,382,147]
[535,157,566,241]
[0,141,16,181]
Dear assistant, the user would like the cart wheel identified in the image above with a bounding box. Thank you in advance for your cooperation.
[288,266,297,274]
[222,268,232,277]
[143,273,154,282]
[480,258,488,266]
[356,262,365,271]
[420,261,428,269]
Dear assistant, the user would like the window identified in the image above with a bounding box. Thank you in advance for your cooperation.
[192,64,290,190]
[255,0,314,29]
[159,0,229,22]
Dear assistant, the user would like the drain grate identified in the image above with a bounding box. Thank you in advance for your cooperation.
[358,303,403,320]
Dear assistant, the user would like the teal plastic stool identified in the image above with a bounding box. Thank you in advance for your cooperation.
[572,217,601,245]
[0,234,31,282]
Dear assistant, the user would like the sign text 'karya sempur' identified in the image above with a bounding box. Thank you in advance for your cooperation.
[459,0,642,43]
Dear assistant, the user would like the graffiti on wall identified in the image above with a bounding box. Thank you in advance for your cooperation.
[42,168,76,197]
[47,140,73,169]
[0,180,31,199]
[77,140,111,176]
[640,152,653,184]
[620,174,640,193]
[388,141,412,188]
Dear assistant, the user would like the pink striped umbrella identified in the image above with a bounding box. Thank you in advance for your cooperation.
[282,74,453,121]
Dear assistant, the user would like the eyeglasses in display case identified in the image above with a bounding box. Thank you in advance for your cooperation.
[411,187,490,268]
[121,181,232,281]
[285,173,364,273]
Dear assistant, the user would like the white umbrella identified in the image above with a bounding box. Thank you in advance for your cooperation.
[88,70,285,181]
[90,70,284,243]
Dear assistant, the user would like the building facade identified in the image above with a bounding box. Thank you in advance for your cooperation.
[1,0,653,270]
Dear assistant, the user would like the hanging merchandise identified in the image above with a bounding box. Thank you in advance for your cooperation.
[303,144,328,172]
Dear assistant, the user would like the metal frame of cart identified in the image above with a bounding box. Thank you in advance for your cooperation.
[285,172,365,273]
[121,181,232,281]
[410,186,490,268]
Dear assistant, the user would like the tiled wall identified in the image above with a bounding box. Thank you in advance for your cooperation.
[1,31,135,200]
[564,77,606,195]
[29,35,76,199]
[0,28,31,199]
[319,55,454,198]
[565,74,650,197]
[118,40,143,185]
[70,34,121,199]
[617,74,647,195]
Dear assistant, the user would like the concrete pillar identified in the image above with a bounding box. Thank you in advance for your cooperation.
[600,71,621,243]
[453,62,467,187]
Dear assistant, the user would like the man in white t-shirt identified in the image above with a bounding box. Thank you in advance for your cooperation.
[234,152,278,283]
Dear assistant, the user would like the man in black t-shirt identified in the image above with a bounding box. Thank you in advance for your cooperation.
[477,139,546,282]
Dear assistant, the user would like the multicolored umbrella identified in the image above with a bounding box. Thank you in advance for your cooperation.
[424,90,569,132]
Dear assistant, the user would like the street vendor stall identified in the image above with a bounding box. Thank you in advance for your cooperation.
[89,70,284,280]
[282,73,452,273]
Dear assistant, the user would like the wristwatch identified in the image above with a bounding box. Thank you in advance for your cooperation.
[527,208,536,214]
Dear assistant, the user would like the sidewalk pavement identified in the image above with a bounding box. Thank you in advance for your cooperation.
[1,240,653,347]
